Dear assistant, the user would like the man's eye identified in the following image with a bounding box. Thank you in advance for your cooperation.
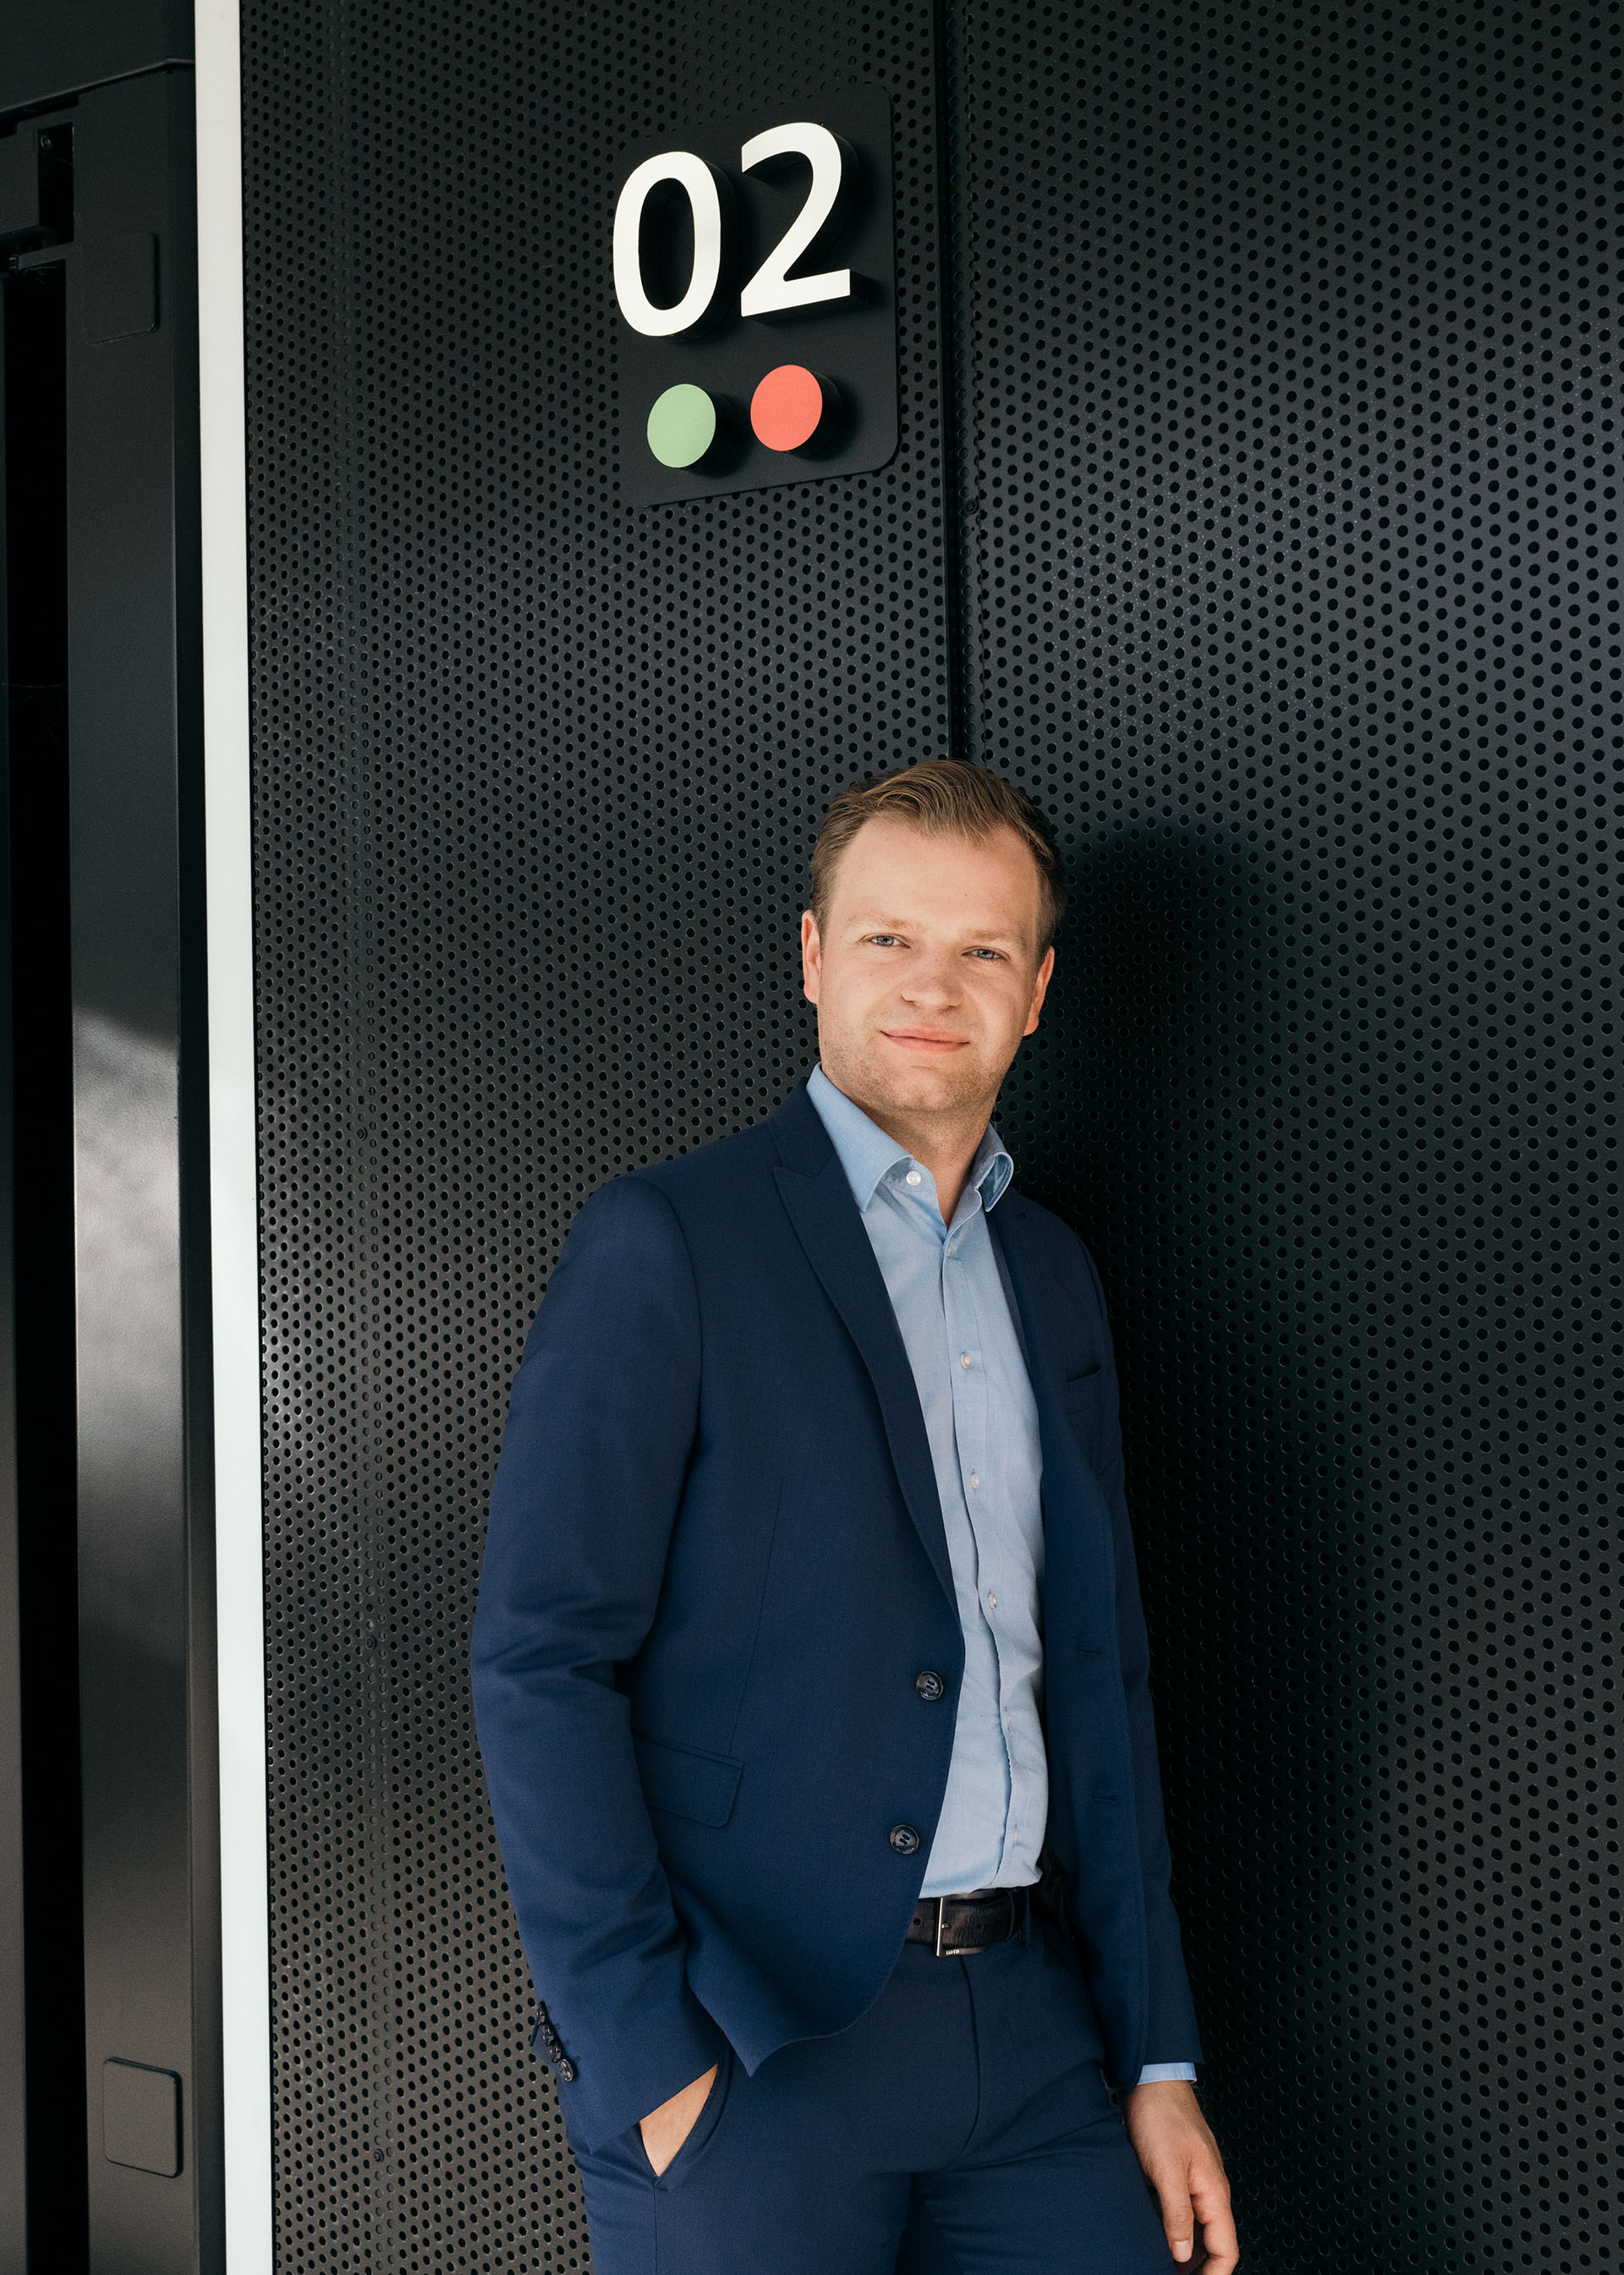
[968,947,1003,962]
[868,934,901,947]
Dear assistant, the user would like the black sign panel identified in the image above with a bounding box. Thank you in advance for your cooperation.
[613,85,896,505]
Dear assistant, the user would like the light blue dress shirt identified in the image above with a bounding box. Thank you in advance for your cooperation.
[807,1067,1197,2087]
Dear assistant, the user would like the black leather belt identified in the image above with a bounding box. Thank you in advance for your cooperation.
[906,1887,1028,1957]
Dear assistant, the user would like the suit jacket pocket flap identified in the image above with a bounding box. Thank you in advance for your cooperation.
[633,1734,743,1828]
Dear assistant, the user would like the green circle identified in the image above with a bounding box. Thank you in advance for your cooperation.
[646,383,718,469]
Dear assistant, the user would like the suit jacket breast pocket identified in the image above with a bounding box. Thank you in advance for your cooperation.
[1063,1360,1104,1401]
[1062,1363,1105,1453]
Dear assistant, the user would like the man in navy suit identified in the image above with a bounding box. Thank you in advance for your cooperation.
[472,760,1237,2273]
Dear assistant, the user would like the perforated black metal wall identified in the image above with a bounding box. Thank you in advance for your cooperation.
[947,12,1621,2269]
[239,5,1621,2272]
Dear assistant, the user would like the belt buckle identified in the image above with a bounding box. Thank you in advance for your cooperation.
[935,1896,983,1959]
[935,1891,1013,1958]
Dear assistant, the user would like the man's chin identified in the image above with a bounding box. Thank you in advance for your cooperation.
[847,1053,993,1120]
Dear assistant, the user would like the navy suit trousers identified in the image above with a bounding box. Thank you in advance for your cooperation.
[567,1915,1171,2275]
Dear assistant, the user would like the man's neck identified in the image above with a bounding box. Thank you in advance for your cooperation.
[820,1069,994,1223]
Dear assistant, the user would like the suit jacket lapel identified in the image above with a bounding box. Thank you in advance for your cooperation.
[990,1198,1109,1532]
[987,1198,1057,1398]
[770,1089,956,1608]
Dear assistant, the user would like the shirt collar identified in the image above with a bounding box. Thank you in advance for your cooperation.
[805,1065,1014,1217]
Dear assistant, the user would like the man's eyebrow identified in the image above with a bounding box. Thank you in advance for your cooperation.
[843,909,1029,947]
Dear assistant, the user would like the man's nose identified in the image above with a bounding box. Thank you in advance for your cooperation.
[899,954,960,1006]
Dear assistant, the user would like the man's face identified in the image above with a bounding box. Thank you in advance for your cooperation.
[801,816,1055,1127]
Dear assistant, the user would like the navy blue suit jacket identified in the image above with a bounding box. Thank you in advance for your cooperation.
[471,1082,1201,2152]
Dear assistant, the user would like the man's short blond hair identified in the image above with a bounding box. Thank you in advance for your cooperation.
[808,759,1067,951]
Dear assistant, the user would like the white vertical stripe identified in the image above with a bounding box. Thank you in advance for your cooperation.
[195,6,273,2268]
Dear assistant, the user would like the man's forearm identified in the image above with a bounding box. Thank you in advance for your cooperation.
[470,1176,719,2150]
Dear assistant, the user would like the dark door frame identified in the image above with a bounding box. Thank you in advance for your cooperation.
[2,23,221,2272]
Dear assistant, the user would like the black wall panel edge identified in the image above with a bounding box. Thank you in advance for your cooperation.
[0,204,78,2275]
[62,66,222,2275]
[0,300,25,2260]
[235,6,1620,2272]
[5,29,221,2274]
[195,2,277,2269]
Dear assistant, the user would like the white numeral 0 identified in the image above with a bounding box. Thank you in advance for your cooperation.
[612,122,856,337]
[738,122,852,318]
[612,150,729,338]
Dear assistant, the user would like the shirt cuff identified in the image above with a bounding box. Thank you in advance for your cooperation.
[1136,2063,1198,2085]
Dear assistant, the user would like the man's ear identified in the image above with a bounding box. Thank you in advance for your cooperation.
[801,910,822,1005]
[1023,945,1056,1036]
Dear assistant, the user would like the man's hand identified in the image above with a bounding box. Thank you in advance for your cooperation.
[638,2064,718,2178]
[1124,2080,1237,2271]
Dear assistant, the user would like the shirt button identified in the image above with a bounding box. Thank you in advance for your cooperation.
[968,1472,979,1488]
[889,1823,921,1856]
[905,1170,922,1187]
[959,1352,973,1369]
[987,1592,997,1610]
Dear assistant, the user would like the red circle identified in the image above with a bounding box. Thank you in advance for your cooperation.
[750,364,826,452]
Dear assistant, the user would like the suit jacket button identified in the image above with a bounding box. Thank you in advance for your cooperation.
[915,1670,946,1702]
[557,2058,577,2083]
[889,1823,921,1856]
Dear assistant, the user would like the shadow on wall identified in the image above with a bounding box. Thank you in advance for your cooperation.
[1001,820,1468,2272]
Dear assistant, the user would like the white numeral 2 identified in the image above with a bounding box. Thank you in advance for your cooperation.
[738,122,852,318]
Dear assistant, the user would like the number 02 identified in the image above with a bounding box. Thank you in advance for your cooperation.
[613,120,855,337]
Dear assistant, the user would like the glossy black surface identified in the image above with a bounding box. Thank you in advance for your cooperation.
[3,28,216,2272]
[63,68,216,2275]
[0,249,24,2275]
[2,247,86,2275]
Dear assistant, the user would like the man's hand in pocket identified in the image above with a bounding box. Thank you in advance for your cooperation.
[639,2064,719,2177]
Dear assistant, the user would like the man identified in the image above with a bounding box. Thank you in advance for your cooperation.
[472,760,1237,2274]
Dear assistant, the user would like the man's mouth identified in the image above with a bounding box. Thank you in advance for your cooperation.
[880,1028,969,1054]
